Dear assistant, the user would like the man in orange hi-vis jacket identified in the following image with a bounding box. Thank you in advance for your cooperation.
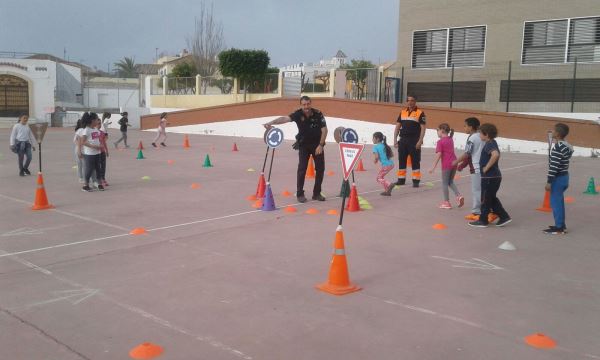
[393,95,427,187]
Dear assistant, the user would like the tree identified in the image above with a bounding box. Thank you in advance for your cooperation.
[340,59,375,100]
[170,62,197,78]
[218,49,270,101]
[113,57,137,78]
[187,1,225,87]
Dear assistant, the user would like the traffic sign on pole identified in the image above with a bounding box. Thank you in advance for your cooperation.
[339,142,365,181]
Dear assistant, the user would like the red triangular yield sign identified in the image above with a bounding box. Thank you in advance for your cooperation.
[339,142,365,180]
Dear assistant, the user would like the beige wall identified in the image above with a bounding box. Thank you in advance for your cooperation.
[150,93,280,108]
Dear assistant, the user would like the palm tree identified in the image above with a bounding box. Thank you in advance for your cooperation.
[113,57,137,78]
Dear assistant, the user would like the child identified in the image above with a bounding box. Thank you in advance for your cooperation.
[429,123,464,209]
[9,114,36,176]
[543,123,573,235]
[454,117,484,218]
[79,112,104,192]
[468,123,511,227]
[97,120,110,187]
[74,118,86,183]
[372,132,395,196]
[152,112,168,147]
[113,111,131,148]
[101,112,112,136]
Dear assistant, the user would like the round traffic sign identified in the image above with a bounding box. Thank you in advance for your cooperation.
[341,128,358,143]
[264,127,284,148]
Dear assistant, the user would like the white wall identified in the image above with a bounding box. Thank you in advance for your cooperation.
[83,87,139,108]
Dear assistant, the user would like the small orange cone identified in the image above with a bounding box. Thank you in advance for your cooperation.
[167,159,175,165]
[326,170,335,176]
[190,183,201,189]
[346,184,360,212]
[281,190,292,197]
[232,142,239,152]
[407,155,412,168]
[524,333,557,349]
[536,190,552,212]
[246,195,257,201]
[316,225,361,295]
[356,158,366,171]
[432,223,447,230]
[137,140,144,150]
[130,227,147,235]
[251,199,263,208]
[31,173,54,210]
[565,196,574,203]
[129,342,164,359]
[284,206,297,213]
[306,208,319,215]
[327,209,338,215]
[183,134,190,149]
[306,155,315,178]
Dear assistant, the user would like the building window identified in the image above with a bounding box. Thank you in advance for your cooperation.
[407,81,487,102]
[522,16,600,64]
[499,78,600,102]
[412,26,486,69]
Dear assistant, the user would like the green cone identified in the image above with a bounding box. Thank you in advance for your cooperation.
[136,149,145,159]
[202,154,213,167]
[583,177,598,195]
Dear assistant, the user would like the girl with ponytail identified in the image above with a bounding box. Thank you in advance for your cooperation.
[372,132,396,196]
[429,123,463,209]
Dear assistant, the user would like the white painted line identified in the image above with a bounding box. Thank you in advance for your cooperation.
[431,256,504,270]
[0,233,130,258]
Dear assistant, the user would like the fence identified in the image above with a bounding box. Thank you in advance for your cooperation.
[385,60,600,113]
[334,68,378,101]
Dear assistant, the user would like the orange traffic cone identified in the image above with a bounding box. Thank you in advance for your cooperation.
[536,190,552,212]
[316,225,361,295]
[306,155,315,178]
[346,184,360,212]
[137,140,144,150]
[356,158,366,171]
[255,173,266,199]
[232,142,239,152]
[129,342,164,359]
[407,155,412,168]
[183,134,190,149]
[32,172,54,210]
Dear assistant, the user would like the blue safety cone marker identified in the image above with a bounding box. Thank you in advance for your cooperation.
[261,183,277,211]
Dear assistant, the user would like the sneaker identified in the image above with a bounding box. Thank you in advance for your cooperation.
[542,226,567,235]
[380,191,391,196]
[81,185,92,192]
[381,183,394,196]
[488,213,499,223]
[160,142,166,147]
[297,194,307,203]
[495,217,512,227]
[101,180,109,187]
[93,181,99,189]
[312,194,326,201]
[465,213,479,220]
[23,168,31,175]
[439,201,452,209]
[468,220,488,228]
[412,180,420,188]
[456,195,465,208]
[152,143,157,147]
[395,179,406,186]
[97,184,105,191]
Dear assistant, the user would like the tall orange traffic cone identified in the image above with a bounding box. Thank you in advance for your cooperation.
[536,190,552,212]
[316,225,361,295]
[407,155,412,168]
[256,173,266,198]
[346,184,361,212]
[183,134,190,149]
[32,172,54,210]
[356,158,366,171]
[232,142,239,152]
[137,140,144,150]
[305,155,315,178]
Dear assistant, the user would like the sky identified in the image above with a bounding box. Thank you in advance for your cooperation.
[0,0,399,71]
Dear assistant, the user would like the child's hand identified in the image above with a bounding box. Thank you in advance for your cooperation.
[545,183,551,191]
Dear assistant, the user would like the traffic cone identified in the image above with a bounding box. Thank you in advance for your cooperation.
[346,184,360,212]
[183,134,190,149]
[137,140,144,150]
[339,179,350,198]
[536,190,551,212]
[255,173,266,198]
[524,333,557,349]
[31,172,54,210]
[136,149,145,159]
[583,177,598,195]
[306,155,315,178]
[129,342,163,359]
[316,225,361,295]
[407,155,412,168]
[202,154,212,167]
[232,142,239,152]
[261,183,276,211]
[356,158,366,171]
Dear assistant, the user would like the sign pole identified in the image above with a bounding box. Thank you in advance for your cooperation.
[38,143,42,173]
[261,146,270,173]
[338,188,347,226]
[267,148,275,182]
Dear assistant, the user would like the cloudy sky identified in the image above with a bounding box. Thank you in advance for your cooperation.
[1,0,399,71]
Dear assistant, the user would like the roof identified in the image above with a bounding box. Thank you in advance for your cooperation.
[334,50,347,58]
[135,64,162,75]
[26,53,94,72]
[163,54,194,65]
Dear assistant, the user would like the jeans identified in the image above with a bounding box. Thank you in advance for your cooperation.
[441,168,460,201]
[480,177,509,224]
[84,154,101,185]
[16,141,32,172]
[550,174,569,228]
[297,144,325,197]
[115,131,128,146]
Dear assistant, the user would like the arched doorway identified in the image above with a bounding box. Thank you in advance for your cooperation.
[0,75,29,117]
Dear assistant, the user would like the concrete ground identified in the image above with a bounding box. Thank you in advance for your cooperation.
[1,127,599,360]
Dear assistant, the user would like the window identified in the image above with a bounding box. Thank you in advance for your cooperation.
[412,26,486,69]
[499,79,600,102]
[407,81,486,102]
[522,16,600,64]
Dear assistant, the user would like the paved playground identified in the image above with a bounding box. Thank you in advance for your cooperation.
[1,127,599,360]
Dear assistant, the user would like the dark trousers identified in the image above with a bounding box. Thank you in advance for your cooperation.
[98,152,107,181]
[297,144,325,197]
[397,136,421,183]
[480,177,510,224]
[16,142,32,172]
[84,154,102,185]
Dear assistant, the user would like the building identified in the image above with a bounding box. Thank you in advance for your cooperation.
[393,0,600,113]
[280,50,347,79]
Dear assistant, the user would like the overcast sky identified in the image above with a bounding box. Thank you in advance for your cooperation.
[0,0,399,71]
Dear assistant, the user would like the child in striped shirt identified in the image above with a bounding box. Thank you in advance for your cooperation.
[543,123,573,235]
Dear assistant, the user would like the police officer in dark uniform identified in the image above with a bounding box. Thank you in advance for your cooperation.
[264,96,328,203]
[393,95,427,187]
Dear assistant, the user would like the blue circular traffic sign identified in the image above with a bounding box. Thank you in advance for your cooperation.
[265,127,284,148]
[341,128,358,143]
